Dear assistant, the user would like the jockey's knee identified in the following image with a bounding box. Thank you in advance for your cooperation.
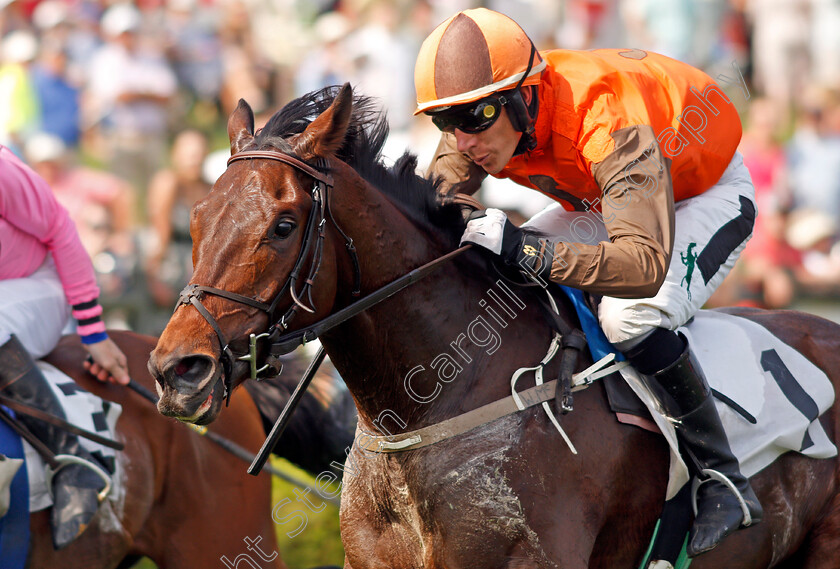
[597,299,660,347]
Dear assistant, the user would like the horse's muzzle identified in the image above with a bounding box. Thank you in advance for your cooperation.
[147,353,223,424]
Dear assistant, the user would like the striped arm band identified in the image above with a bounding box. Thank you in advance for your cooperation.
[72,299,108,345]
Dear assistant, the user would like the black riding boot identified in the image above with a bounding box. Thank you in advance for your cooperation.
[625,330,763,557]
[0,334,107,549]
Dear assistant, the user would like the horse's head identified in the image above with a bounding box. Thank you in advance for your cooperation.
[148,84,356,424]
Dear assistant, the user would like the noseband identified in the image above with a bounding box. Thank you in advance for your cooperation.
[175,149,361,403]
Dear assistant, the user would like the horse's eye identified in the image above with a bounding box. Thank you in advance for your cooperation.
[273,220,296,239]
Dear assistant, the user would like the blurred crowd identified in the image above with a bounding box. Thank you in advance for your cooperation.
[1,0,839,334]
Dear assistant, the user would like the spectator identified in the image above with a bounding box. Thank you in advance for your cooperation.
[808,0,840,92]
[786,208,840,296]
[343,0,415,131]
[620,0,696,64]
[30,37,81,147]
[0,29,39,151]
[554,0,616,50]
[0,0,32,37]
[730,97,798,308]
[83,3,177,199]
[787,89,840,223]
[217,0,271,115]
[145,129,211,312]
[746,0,810,112]
[294,11,353,97]
[162,0,223,114]
[24,132,134,257]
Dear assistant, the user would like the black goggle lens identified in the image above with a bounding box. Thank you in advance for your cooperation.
[429,97,505,134]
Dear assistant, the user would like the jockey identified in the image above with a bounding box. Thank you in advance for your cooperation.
[0,145,129,549]
[415,8,761,557]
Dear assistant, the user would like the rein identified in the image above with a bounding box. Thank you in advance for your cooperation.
[265,244,473,354]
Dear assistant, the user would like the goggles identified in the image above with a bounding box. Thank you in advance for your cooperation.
[427,93,509,134]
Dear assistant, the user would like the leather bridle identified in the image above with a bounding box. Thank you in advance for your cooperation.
[174,149,360,403]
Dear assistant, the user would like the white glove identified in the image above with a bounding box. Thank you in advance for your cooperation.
[460,208,508,255]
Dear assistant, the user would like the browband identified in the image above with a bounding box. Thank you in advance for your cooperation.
[227,150,334,187]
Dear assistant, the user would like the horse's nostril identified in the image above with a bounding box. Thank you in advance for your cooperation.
[169,355,215,390]
[174,360,192,377]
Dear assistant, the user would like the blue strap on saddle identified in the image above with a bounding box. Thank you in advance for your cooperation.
[558,286,624,363]
[0,408,30,569]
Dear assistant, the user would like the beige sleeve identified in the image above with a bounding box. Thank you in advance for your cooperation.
[546,125,675,299]
[425,132,487,196]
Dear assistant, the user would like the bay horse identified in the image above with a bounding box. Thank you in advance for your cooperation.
[23,330,285,569]
[148,84,840,568]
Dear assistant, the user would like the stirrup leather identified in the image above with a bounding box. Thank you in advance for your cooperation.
[690,468,754,527]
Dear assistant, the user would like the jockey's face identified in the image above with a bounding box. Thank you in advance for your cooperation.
[451,105,522,175]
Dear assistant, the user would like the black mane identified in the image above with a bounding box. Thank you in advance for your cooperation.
[250,85,465,244]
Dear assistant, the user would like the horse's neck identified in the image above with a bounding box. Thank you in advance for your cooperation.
[322,173,560,433]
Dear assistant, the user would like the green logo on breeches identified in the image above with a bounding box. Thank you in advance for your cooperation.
[680,242,698,300]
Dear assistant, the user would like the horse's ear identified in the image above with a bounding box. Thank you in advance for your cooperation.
[228,99,255,154]
[295,83,353,160]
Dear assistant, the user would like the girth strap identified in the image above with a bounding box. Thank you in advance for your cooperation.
[355,353,625,453]
[358,380,561,453]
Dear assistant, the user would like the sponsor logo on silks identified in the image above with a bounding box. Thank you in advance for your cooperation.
[522,244,539,257]
[680,242,698,300]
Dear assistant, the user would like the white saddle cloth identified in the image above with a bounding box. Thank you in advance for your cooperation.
[622,310,837,499]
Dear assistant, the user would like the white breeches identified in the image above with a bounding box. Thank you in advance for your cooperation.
[0,257,71,358]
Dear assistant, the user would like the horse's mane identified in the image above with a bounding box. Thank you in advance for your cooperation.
[251,85,465,244]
